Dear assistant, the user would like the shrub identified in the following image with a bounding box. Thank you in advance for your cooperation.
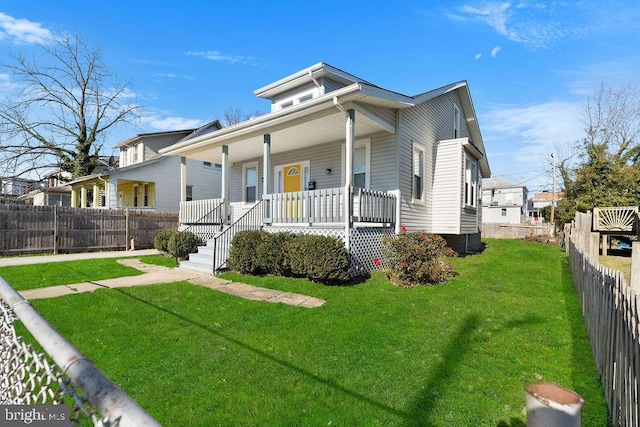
[285,234,350,284]
[227,230,268,275]
[154,230,178,253]
[382,230,457,287]
[257,232,297,276]
[167,231,203,260]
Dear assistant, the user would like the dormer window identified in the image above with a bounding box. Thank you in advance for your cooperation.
[281,101,294,109]
[299,94,313,103]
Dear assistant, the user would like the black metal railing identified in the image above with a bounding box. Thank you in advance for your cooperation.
[211,200,263,273]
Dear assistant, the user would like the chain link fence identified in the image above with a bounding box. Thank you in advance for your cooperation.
[0,277,161,426]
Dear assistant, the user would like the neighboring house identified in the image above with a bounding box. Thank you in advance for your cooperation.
[160,62,491,273]
[482,177,528,224]
[66,121,223,211]
[527,191,564,223]
[30,163,110,207]
[1,177,45,204]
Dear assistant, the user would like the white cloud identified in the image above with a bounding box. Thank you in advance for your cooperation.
[474,53,482,60]
[480,101,584,189]
[0,12,53,44]
[141,115,204,131]
[490,46,501,57]
[446,1,640,49]
[184,50,259,66]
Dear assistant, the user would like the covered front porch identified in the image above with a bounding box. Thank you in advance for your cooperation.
[164,86,408,236]
[179,186,398,229]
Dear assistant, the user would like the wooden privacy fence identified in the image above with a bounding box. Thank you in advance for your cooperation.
[0,204,178,255]
[567,211,639,426]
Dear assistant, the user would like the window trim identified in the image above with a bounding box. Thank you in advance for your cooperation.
[412,143,426,204]
[340,138,371,188]
[454,103,461,139]
[464,154,478,209]
[242,161,259,204]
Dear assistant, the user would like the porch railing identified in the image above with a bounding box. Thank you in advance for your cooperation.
[264,188,343,225]
[179,198,225,225]
[353,187,396,224]
[263,187,396,225]
[211,200,263,272]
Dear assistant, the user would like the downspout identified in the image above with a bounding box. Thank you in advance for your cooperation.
[334,96,353,250]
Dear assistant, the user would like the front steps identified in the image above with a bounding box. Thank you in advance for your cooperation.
[179,234,230,274]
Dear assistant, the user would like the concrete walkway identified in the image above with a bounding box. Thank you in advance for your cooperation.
[15,256,325,308]
[0,249,161,267]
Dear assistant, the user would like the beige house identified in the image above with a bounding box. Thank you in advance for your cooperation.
[67,122,223,211]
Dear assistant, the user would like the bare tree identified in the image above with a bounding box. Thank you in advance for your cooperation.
[222,107,263,126]
[580,82,640,162]
[0,33,139,180]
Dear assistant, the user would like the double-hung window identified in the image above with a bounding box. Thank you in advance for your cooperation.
[413,144,425,202]
[464,156,478,208]
[243,162,258,203]
[353,146,367,188]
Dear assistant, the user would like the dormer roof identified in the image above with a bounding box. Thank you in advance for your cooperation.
[254,62,372,100]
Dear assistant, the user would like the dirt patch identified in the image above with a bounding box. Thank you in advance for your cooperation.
[527,382,583,406]
[522,235,558,245]
[116,258,169,273]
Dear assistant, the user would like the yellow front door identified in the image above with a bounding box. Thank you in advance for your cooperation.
[283,164,301,218]
[283,164,301,193]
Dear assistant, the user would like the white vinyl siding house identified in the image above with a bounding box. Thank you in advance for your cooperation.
[160,62,491,271]
[482,177,528,224]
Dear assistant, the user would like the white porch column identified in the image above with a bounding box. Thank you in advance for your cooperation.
[71,188,77,208]
[221,145,229,223]
[263,134,271,197]
[221,145,229,201]
[92,183,99,207]
[80,187,87,208]
[344,109,355,249]
[180,156,187,202]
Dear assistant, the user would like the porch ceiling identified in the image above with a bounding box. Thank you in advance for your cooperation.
[169,106,394,164]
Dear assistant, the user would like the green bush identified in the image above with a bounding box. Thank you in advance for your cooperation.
[227,230,268,275]
[154,230,178,253]
[285,234,350,284]
[258,232,297,276]
[227,231,350,284]
[167,231,203,260]
[381,230,457,287]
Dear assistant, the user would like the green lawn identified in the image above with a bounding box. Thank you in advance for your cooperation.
[0,255,174,291]
[16,239,608,426]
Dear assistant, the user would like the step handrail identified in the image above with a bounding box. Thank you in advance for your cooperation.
[212,200,263,273]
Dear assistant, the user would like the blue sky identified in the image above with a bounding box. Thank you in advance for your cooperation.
[1,1,639,193]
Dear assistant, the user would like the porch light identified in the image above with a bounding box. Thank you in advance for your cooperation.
[326,168,332,175]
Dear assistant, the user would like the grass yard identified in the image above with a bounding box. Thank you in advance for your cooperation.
[16,239,608,426]
[0,255,174,291]
[600,254,631,283]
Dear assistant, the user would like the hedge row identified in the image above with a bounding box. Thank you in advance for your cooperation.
[227,230,350,285]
